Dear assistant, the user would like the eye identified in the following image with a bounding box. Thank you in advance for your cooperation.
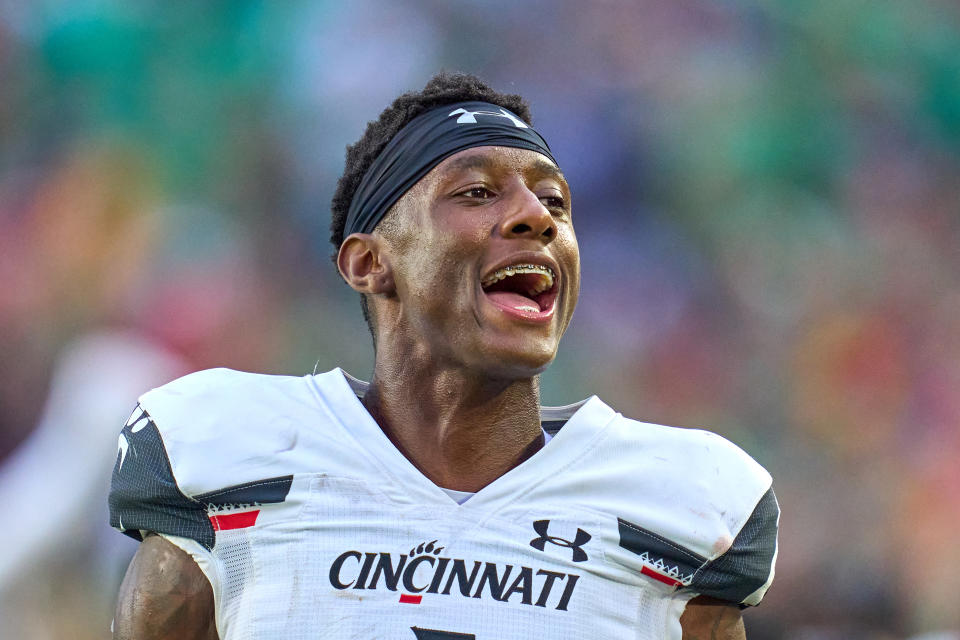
[457,186,496,200]
[540,195,566,209]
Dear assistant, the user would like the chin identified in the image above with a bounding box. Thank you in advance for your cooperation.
[475,341,558,380]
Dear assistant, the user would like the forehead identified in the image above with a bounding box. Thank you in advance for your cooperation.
[424,146,567,187]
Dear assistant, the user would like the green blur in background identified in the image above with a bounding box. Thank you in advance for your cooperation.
[1,1,959,638]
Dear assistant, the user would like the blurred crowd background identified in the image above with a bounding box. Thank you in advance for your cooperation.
[1,1,959,638]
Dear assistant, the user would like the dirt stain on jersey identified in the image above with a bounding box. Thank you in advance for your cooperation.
[712,535,733,555]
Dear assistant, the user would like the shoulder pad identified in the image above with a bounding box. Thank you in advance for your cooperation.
[137,368,320,497]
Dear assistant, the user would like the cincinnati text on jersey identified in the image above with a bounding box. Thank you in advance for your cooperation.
[329,540,581,610]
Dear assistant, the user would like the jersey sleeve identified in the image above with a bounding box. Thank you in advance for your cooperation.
[615,483,779,608]
[108,369,298,551]
[108,404,217,549]
[607,418,780,608]
[687,485,779,607]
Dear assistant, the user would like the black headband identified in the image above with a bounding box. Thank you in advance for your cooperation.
[344,101,557,238]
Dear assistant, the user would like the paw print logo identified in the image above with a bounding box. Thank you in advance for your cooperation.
[399,540,445,605]
[409,540,444,557]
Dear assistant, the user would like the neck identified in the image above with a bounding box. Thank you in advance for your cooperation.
[362,353,545,492]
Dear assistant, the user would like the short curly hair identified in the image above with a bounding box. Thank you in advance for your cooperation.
[330,71,533,341]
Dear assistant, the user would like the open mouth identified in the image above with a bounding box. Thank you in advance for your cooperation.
[480,263,558,320]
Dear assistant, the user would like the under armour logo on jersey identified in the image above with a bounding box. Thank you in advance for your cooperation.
[529,520,591,562]
[448,107,528,128]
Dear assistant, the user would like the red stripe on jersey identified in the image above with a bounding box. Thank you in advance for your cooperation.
[399,594,422,604]
[210,510,260,531]
[641,565,682,587]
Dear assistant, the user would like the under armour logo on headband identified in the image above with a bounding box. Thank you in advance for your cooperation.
[448,107,528,129]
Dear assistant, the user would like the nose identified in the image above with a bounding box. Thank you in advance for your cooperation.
[498,186,557,244]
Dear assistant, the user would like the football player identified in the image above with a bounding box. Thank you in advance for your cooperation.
[110,72,778,640]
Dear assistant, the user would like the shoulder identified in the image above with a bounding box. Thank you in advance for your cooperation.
[578,403,774,522]
[607,412,772,509]
[139,366,318,435]
[108,368,361,547]
[133,367,343,496]
[577,400,779,606]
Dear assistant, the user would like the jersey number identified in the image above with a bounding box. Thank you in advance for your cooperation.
[411,627,475,640]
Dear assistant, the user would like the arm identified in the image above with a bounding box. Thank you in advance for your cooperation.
[114,534,218,640]
[679,596,746,640]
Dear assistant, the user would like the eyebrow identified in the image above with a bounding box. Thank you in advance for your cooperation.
[444,154,497,174]
[528,157,567,184]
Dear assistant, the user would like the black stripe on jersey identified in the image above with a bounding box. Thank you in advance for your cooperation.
[195,475,293,506]
[412,628,476,640]
[109,406,216,549]
[689,486,779,605]
[618,486,779,604]
[617,518,706,580]
[541,420,567,435]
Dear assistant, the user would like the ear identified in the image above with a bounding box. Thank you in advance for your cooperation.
[337,233,395,295]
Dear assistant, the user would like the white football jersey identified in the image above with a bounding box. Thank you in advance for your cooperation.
[110,368,778,640]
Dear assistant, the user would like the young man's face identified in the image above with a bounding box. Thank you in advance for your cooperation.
[377,145,580,378]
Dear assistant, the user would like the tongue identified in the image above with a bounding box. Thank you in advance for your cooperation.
[486,290,540,312]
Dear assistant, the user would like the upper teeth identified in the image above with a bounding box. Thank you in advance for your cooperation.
[481,264,555,295]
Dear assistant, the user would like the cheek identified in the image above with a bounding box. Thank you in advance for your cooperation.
[559,233,581,283]
[415,218,488,276]
[397,239,479,318]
